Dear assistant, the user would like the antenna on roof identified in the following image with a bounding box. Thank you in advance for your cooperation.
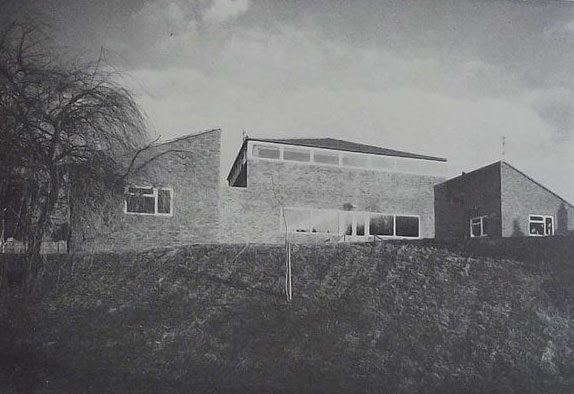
[501,135,506,160]
[242,129,248,141]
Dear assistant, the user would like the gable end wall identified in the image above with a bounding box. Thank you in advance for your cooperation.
[501,162,574,237]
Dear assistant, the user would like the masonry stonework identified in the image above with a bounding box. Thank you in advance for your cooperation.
[501,162,574,237]
[71,129,221,252]
[434,162,502,239]
[221,158,443,244]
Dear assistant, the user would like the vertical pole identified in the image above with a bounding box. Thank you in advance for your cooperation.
[285,240,292,302]
[288,241,292,301]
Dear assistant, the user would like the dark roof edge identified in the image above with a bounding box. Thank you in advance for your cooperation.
[155,128,221,147]
[436,161,501,186]
[249,138,447,162]
[501,161,574,209]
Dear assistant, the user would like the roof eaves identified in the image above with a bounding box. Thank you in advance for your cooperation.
[249,137,447,162]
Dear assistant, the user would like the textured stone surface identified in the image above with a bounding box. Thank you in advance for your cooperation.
[434,161,574,239]
[501,162,574,237]
[221,157,444,244]
[71,129,221,252]
[434,162,502,239]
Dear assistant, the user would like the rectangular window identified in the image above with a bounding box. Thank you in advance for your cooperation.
[370,156,395,170]
[283,147,311,162]
[369,214,394,236]
[396,216,420,238]
[313,151,339,165]
[253,144,280,159]
[341,153,368,168]
[310,210,339,234]
[470,216,488,237]
[284,208,311,233]
[125,187,172,216]
[529,215,553,236]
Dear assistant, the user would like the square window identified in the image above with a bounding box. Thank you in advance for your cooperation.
[396,216,419,237]
[369,214,394,236]
[529,215,553,236]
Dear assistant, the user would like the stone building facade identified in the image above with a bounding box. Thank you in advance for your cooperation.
[222,137,447,244]
[70,129,221,252]
[434,161,574,239]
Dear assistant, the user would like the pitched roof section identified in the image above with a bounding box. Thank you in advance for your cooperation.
[250,137,446,162]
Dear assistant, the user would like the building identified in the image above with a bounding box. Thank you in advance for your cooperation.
[222,137,447,244]
[434,161,574,239]
[70,129,221,252]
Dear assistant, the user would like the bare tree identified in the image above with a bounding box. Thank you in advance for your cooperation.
[0,20,150,256]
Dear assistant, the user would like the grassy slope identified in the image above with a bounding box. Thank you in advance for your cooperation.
[0,240,573,393]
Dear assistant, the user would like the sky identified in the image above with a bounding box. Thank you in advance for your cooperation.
[4,0,574,202]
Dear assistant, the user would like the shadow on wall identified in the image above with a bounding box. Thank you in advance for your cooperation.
[557,203,568,235]
[511,219,524,237]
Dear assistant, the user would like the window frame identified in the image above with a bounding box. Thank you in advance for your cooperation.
[280,207,420,239]
[528,214,554,237]
[469,215,488,238]
[124,186,174,217]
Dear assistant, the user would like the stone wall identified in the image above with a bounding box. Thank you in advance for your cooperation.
[434,162,502,239]
[71,129,221,252]
[220,157,443,244]
[501,162,574,237]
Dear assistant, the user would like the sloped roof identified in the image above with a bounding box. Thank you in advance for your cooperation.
[250,137,446,162]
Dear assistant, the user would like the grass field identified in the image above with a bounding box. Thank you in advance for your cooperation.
[1,237,573,393]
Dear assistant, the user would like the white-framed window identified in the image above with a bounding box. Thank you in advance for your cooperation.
[247,141,446,177]
[470,216,488,237]
[281,208,420,239]
[125,186,173,216]
[529,215,553,236]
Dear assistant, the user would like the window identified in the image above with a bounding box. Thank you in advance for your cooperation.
[253,144,280,159]
[529,215,553,236]
[310,210,338,234]
[369,214,394,236]
[341,153,368,167]
[284,208,311,233]
[470,216,488,237]
[370,156,395,170]
[396,216,419,238]
[284,147,311,162]
[125,186,172,216]
[313,151,339,165]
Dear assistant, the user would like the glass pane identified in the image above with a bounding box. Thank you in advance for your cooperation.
[314,151,339,165]
[370,156,395,170]
[396,216,419,237]
[395,158,422,174]
[284,148,311,162]
[356,213,366,236]
[284,208,310,233]
[339,211,353,235]
[128,186,153,195]
[529,222,544,235]
[369,215,394,236]
[342,153,367,167]
[471,223,482,237]
[482,217,488,235]
[253,144,280,159]
[530,216,543,222]
[157,189,171,214]
[310,210,338,234]
[126,195,155,213]
[545,217,553,235]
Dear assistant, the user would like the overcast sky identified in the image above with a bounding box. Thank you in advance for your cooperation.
[5,0,574,202]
